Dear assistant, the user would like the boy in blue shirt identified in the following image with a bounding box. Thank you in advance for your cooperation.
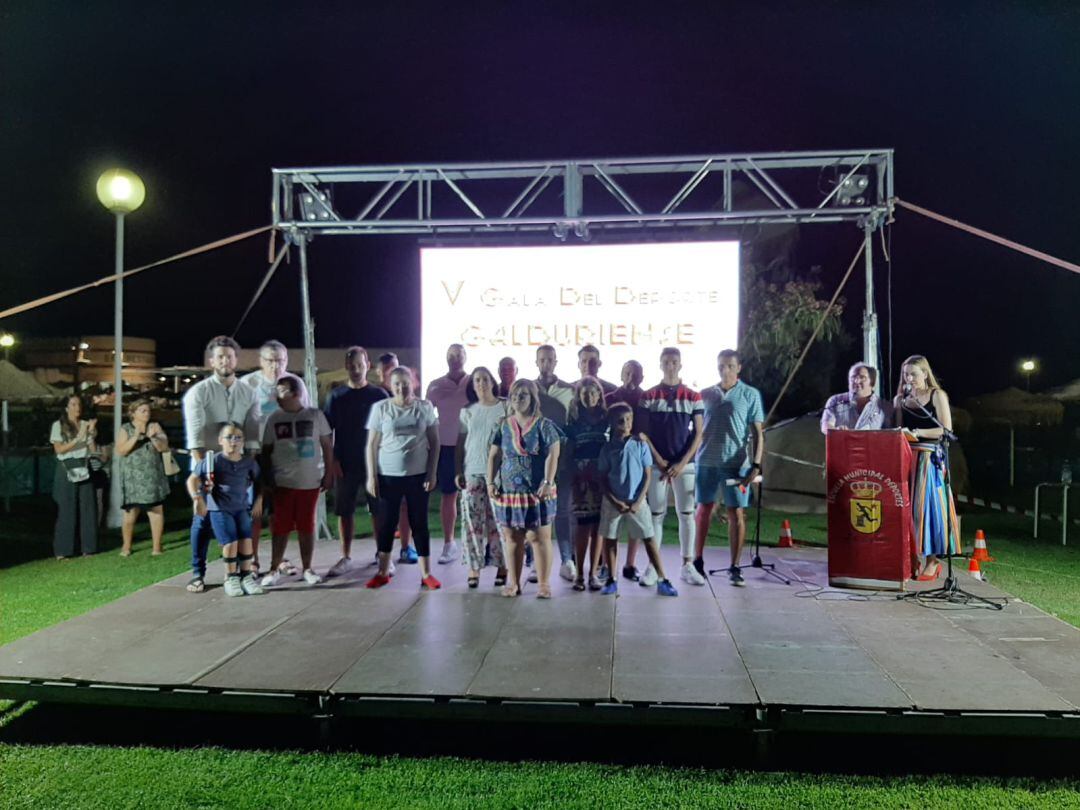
[596,404,678,597]
[187,422,264,597]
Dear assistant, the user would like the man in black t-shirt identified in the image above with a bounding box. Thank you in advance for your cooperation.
[324,346,388,576]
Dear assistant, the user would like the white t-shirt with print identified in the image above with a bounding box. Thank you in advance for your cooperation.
[459,401,508,477]
[365,399,438,477]
[262,407,331,490]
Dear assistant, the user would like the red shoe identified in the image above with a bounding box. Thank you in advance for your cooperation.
[916,562,942,582]
[365,573,392,589]
[421,574,442,590]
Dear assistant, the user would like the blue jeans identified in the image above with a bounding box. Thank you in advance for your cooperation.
[190,512,213,577]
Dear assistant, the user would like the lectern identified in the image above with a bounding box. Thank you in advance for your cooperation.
[826,430,913,590]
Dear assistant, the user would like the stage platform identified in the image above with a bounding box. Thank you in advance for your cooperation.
[3,541,1080,745]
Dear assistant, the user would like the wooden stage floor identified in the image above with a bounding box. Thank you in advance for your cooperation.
[3,540,1080,738]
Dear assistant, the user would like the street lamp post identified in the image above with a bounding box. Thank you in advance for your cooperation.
[1020,359,1037,392]
[96,169,145,530]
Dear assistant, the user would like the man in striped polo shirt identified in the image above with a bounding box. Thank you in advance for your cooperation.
[694,349,765,587]
[638,347,706,586]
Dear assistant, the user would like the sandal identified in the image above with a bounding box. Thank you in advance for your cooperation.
[118,549,132,558]
[572,578,586,592]
[467,574,480,589]
[186,577,205,593]
[537,584,552,599]
[501,584,521,598]
[277,559,299,576]
[494,570,507,587]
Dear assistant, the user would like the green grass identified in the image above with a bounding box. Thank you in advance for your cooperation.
[2,746,1080,809]
[5,498,1080,807]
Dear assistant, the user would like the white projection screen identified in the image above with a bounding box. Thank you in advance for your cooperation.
[420,241,740,391]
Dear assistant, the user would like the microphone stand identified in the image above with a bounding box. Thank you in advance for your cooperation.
[897,397,1004,610]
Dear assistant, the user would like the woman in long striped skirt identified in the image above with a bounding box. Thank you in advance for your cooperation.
[894,355,959,580]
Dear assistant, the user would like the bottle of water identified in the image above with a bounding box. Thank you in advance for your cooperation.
[1063,460,1073,485]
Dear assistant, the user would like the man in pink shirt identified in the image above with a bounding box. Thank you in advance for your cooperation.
[425,343,470,563]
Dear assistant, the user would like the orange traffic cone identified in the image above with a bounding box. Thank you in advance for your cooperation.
[968,556,984,581]
[972,529,994,562]
[778,519,795,548]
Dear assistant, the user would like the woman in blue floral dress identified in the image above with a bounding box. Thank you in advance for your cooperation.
[487,379,562,598]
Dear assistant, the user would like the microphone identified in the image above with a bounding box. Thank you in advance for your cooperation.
[901,383,912,397]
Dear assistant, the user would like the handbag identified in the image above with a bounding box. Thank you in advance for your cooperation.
[61,457,90,484]
[161,450,182,477]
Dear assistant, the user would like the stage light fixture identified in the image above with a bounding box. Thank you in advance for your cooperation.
[836,174,869,207]
[299,189,334,221]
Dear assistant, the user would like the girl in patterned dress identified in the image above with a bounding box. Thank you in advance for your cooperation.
[894,355,959,580]
[455,367,509,588]
[488,379,562,598]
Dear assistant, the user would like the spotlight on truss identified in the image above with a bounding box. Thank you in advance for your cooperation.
[835,174,869,207]
[298,189,335,221]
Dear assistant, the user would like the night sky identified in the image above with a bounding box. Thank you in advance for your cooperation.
[3,1,1079,402]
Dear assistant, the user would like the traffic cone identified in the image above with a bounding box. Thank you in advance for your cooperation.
[972,529,994,562]
[968,556,984,581]
[778,519,795,548]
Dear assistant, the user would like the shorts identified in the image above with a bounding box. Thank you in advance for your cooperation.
[209,509,253,545]
[695,464,752,509]
[436,445,458,495]
[271,487,320,535]
[599,495,654,541]
[335,466,374,516]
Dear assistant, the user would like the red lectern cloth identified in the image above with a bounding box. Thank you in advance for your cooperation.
[826,430,913,590]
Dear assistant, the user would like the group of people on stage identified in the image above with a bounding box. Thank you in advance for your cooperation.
[821,356,958,580]
[173,336,766,598]
[50,331,955,596]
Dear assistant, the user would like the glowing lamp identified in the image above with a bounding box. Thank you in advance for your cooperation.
[96,168,146,213]
[1020,360,1037,373]
[0,333,14,349]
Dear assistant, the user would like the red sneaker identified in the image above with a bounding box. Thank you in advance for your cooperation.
[420,574,442,590]
[365,573,392,589]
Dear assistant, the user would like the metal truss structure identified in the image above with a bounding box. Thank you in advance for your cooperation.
[272,150,893,236]
[271,149,895,403]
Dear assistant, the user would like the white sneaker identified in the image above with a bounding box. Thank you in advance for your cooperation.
[528,566,539,583]
[327,557,352,578]
[639,564,659,587]
[438,542,460,564]
[260,571,282,588]
[388,559,396,576]
[559,559,578,582]
[303,568,323,586]
[223,576,245,597]
[681,561,707,586]
[241,573,265,595]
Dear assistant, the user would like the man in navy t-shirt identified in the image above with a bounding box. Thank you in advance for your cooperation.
[324,346,388,576]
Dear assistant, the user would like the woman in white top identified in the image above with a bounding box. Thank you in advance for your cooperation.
[365,367,441,590]
[50,395,99,558]
[454,367,509,588]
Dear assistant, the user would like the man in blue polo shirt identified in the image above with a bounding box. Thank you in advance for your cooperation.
[694,349,765,587]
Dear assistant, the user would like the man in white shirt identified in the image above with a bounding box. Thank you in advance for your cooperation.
[239,339,309,572]
[425,344,470,564]
[181,335,259,593]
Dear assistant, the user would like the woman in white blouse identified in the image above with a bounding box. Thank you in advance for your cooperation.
[365,367,441,590]
[50,395,99,558]
[455,367,509,588]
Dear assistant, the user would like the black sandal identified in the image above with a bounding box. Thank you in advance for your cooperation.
[494,570,507,587]
[467,574,480,589]
[186,576,205,593]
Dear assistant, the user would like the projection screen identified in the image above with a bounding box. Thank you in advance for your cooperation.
[420,241,739,391]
